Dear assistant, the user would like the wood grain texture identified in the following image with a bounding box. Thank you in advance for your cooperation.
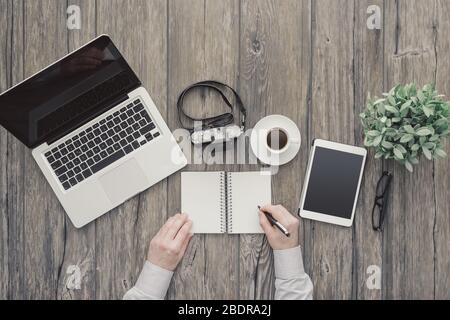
[0,0,9,300]
[167,0,240,300]
[383,0,436,300]
[238,0,311,299]
[95,0,168,299]
[309,0,355,299]
[238,0,272,299]
[126,0,170,300]
[352,0,384,300]
[21,0,67,299]
[433,0,450,300]
[4,0,25,300]
[0,0,449,300]
[295,0,314,295]
[56,0,97,300]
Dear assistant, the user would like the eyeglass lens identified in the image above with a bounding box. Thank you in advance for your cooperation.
[373,203,383,230]
[376,173,391,198]
[373,172,392,231]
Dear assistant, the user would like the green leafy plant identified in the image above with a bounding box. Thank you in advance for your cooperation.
[360,83,450,172]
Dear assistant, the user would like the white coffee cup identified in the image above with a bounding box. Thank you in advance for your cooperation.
[251,115,301,166]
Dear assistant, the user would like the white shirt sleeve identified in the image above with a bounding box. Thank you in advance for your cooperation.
[123,261,173,300]
[273,246,314,300]
[124,246,313,300]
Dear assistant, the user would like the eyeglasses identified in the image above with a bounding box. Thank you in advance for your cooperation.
[372,171,393,231]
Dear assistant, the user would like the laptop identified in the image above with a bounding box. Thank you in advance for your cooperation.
[0,35,187,228]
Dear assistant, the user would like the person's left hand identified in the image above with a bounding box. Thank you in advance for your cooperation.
[147,213,193,271]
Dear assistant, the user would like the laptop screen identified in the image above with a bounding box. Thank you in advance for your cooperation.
[0,35,140,148]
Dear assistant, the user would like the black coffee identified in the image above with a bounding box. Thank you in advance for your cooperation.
[267,128,288,150]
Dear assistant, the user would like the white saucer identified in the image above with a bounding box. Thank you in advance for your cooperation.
[250,115,301,166]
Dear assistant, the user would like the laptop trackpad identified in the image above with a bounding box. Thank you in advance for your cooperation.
[99,158,149,204]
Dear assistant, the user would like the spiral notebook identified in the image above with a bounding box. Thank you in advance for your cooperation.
[181,171,271,234]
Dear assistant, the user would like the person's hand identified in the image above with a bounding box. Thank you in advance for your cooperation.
[258,204,299,250]
[147,213,193,271]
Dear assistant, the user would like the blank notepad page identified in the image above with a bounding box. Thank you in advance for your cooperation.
[181,171,222,233]
[229,172,271,234]
[181,171,271,234]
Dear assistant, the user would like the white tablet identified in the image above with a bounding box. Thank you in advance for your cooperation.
[298,139,367,227]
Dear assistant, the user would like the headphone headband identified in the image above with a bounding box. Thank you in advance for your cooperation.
[177,80,247,133]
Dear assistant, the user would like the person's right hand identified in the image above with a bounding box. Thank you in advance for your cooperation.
[147,213,193,271]
[258,204,299,250]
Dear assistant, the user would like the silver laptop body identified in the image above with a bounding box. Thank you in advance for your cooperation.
[0,35,187,228]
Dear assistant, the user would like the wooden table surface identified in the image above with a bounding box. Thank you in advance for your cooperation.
[1,0,449,300]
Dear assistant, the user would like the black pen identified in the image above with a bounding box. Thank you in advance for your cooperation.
[258,206,290,237]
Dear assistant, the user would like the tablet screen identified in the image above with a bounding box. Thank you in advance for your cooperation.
[303,146,364,219]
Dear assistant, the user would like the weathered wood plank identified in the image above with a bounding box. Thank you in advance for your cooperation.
[166,0,240,300]
[0,0,10,300]
[5,0,25,300]
[22,0,68,299]
[239,0,311,300]
[309,0,355,299]
[126,0,170,300]
[383,0,436,300]
[291,0,314,299]
[433,0,450,300]
[237,0,270,300]
[56,0,97,300]
[95,0,168,299]
[353,0,384,299]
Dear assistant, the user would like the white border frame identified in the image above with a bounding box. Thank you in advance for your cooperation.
[298,139,367,227]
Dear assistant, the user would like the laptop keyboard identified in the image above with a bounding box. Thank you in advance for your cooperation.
[44,98,161,191]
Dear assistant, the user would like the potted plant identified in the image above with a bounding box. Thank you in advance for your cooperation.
[360,83,450,172]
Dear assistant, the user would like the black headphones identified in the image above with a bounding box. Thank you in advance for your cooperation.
[177,81,247,144]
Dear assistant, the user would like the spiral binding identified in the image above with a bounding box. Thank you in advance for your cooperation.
[219,172,233,233]
[227,173,233,233]
[219,172,227,233]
